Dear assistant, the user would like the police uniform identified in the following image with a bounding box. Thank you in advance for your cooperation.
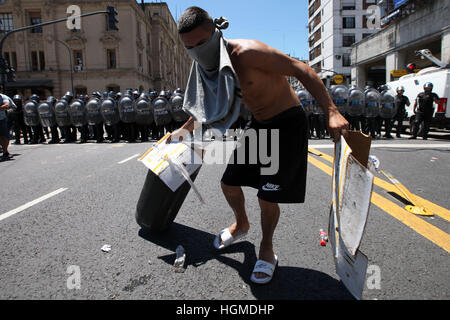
[393,94,410,138]
[411,91,439,140]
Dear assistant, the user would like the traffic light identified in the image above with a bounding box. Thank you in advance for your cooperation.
[406,63,416,73]
[6,67,15,82]
[106,6,118,31]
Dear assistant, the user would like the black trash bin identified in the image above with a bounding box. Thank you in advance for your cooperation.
[136,167,201,232]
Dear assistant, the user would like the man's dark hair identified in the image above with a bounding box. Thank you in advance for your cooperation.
[177,6,213,34]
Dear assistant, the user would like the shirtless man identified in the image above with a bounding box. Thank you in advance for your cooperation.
[170,7,349,284]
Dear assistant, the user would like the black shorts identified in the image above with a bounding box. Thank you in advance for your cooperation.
[0,118,9,139]
[221,106,308,204]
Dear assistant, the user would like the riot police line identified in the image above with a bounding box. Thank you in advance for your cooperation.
[296,84,401,139]
[6,88,203,145]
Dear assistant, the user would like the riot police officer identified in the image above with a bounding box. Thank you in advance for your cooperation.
[149,91,159,139]
[11,95,32,144]
[347,86,365,131]
[118,89,137,143]
[410,82,440,140]
[152,91,173,139]
[86,92,104,143]
[393,86,410,138]
[100,91,120,143]
[379,86,397,139]
[25,94,46,144]
[364,86,381,139]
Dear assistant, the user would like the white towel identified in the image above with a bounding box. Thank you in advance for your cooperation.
[182,36,242,135]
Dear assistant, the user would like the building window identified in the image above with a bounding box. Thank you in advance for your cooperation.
[3,51,17,70]
[39,51,45,70]
[106,85,120,93]
[0,13,14,33]
[107,49,116,69]
[343,53,351,67]
[342,5,356,10]
[31,51,38,71]
[29,12,42,33]
[73,50,83,68]
[343,17,355,29]
[342,34,356,47]
[362,33,372,39]
[75,86,87,96]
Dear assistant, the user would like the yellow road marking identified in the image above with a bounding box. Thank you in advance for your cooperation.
[308,147,450,222]
[307,155,450,253]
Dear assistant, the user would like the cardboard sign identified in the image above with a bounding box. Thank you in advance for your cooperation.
[329,131,373,300]
[139,134,203,192]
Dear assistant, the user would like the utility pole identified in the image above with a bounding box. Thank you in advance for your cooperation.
[55,40,74,94]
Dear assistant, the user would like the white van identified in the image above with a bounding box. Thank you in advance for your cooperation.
[386,67,450,129]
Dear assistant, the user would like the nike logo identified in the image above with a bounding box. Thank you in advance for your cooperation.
[261,183,281,192]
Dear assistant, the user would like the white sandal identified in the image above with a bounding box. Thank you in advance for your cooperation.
[213,228,248,250]
[250,255,278,285]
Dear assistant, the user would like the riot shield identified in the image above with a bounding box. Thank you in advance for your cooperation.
[54,99,72,127]
[118,95,136,123]
[379,88,397,119]
[135,95,154,126]
[86,97,103,125]
[23,100,40,127]
[169,93,190,123]
[38,101,56,128]
[69,99,88,127]
[296,88,312,116]
[347,87,365,117]
[100,97,120,126]
[364,89,380,118]
[331,85,349,115]
[152,96,172,126]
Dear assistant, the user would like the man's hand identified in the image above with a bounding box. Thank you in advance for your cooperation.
[0,103,10,111]
[327,111,349,143]
[166,127,190,143]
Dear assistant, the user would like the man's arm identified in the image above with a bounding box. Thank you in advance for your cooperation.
[0,101,10,111]
[239,40,348,142]
[405,97,411,107]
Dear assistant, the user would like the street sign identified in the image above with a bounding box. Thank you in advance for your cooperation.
[333,74,344,84]
[391,69,408,77]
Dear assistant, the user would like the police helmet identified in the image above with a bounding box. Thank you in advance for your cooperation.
[424,82,433,89]
[396,86,405,92]
[47,96,57,104]
[30,94,40,102]
[13,94,22,101]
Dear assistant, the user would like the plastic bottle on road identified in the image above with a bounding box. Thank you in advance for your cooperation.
[319,229,328,246]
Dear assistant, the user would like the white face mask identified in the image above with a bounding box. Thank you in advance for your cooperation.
[186,29,222,71]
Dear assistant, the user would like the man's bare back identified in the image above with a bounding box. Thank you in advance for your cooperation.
[227,39,300,121]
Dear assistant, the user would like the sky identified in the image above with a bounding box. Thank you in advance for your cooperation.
[144,0,309,60]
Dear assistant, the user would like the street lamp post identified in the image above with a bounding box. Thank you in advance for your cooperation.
[55,39,74,94]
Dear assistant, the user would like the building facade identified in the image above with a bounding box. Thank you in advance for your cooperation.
[0,0,192,99]
[307,0,380,85]
[351,0,450,88]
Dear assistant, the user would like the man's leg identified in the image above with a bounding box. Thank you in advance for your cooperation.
[220,183,250,241]
[0,136,9,157]
[254,198,280,279]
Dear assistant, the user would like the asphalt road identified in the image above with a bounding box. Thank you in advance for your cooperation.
[0,131,449,300]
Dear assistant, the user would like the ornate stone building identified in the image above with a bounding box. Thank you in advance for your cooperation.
[0,0,192,98]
